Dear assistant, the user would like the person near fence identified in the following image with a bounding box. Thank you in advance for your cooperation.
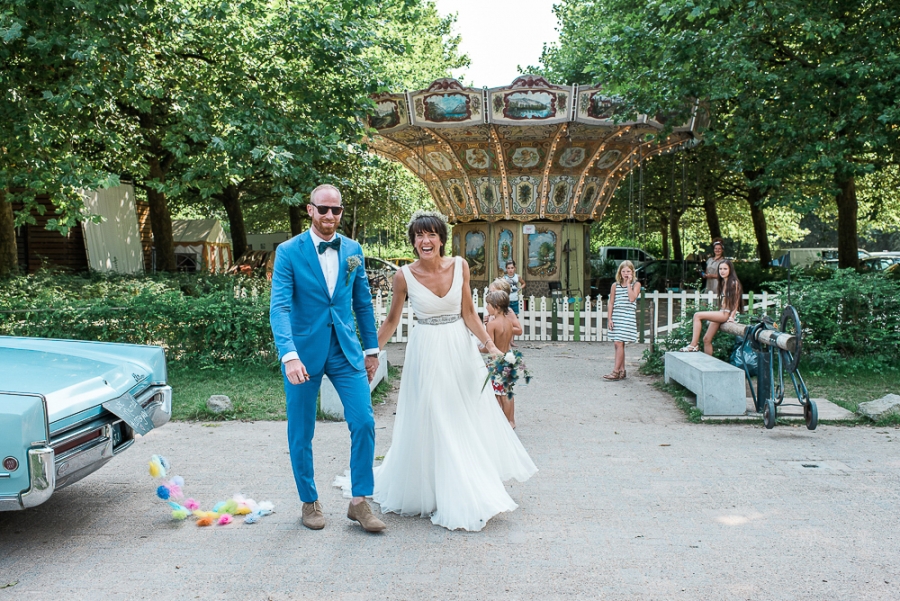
[484,290,518,428]
[700,238,726,294]
[484,277,523,338]
[605,260,641,380]
[269,184,385,533]
[344,209,537,531]
[503,260,526,314]
[680,259,743,354]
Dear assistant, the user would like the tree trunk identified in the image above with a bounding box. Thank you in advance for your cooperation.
[289,204,305,237]
[702,195,722,241]
[835,173,860,270]
[146,156,177,272]
[0,193,18,277]
[743,170,772,268]
[660,215,669,259]
[670,212,683,261]
[698,150,722,240]
[219,184,247,260]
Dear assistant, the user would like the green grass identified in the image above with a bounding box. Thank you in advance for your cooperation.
[168,363,400,422]
[653,381,703,423]
[802,365,900,426]
[168,363,287,421]
[649,358,899,427]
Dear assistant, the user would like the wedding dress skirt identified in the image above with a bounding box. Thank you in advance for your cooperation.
[336,257,537,531]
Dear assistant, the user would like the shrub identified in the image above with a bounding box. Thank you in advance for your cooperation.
[0,272,275,367]
[732,262,788,293]
[643,269,900,374]
[768,269,900,370]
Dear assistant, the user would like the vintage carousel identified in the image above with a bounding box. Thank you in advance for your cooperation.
[367,76,701,297]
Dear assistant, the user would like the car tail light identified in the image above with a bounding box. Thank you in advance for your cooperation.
[2,457,18,471]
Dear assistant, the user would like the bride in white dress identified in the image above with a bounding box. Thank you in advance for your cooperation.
[364,211,536,531]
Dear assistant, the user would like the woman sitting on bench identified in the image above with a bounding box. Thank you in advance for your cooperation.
[680,259,743,354]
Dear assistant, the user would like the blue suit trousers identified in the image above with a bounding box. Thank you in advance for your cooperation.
[283,331,375,502]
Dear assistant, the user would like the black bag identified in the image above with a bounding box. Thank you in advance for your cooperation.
[729,336,758,377]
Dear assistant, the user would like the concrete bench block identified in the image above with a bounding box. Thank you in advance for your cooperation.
[320,350,388,421]
[664,351,746,416]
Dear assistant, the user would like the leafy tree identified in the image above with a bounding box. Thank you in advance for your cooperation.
[1,0,465,275]
[539,0,900,268]
[0,0,123,275]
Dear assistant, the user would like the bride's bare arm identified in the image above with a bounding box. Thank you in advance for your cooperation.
[377,270,408,349]
[460,260,500,354]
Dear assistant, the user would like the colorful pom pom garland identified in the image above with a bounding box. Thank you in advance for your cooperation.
[148,455,274,527]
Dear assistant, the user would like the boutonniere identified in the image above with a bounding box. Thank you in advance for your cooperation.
[345,255,363,285]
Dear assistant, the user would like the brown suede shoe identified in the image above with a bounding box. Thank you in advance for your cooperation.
[347,500,386,532]
[301,501,325,530]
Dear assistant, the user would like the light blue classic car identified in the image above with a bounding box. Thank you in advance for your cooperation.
[0,336,172,511]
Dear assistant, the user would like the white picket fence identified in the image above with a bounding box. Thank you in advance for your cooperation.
[374,289,781,344]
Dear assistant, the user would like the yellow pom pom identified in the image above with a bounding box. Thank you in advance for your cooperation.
[149,463,161,478]
[235,505,251,515]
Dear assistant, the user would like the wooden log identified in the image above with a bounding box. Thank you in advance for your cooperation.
[720,321,797,353]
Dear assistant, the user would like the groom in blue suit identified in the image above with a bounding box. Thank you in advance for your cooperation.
[270,184,385,532]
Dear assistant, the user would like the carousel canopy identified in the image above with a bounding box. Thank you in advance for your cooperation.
[368,76,700,223]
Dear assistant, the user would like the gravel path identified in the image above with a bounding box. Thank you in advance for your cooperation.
[1,342,898,600]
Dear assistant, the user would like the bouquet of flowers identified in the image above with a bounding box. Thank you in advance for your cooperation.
[483,350,532,399]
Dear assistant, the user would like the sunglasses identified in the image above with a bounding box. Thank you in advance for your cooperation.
[309,203,344,216]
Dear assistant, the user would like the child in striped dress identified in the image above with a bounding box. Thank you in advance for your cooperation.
[605,260,641,380]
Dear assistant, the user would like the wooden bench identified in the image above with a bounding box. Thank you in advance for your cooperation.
[664,351,746,416]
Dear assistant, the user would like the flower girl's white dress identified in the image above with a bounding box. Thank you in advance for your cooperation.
[337,256,537,531]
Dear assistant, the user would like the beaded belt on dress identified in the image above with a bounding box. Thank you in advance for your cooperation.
[417,314,461,325]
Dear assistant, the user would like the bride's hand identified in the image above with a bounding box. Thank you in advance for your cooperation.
[484,340,500,355]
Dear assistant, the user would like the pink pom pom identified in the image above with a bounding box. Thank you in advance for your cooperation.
[217,514,233,525]
[184,498,199,510]
[165,483,183,499]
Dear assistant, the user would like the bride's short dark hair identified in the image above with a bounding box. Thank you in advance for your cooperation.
[408,214,448,257]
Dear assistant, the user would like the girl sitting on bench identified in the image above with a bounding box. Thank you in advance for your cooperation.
[680,259,743,354]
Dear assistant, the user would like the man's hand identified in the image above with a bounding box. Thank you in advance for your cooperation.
[285,359,309,385]
[365,355,379,382]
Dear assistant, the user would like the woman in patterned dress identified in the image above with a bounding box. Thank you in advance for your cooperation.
[605,260,641,380]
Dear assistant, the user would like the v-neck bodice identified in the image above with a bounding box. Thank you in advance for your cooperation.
[402,257,463,319]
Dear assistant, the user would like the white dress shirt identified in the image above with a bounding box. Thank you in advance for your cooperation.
[310,230,339,297]
[281,231,379,364]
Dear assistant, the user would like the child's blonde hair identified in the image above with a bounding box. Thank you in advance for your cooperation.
[490,277,511,294]
[615,260,636,286]
[485,290,510,314]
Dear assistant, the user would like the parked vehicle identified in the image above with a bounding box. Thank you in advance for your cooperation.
[864,252,900,271]
[815,255,898,271]
[0,337,172,511]
[773,247,870,268]
[636,259,705,292]
[593,246,655,268]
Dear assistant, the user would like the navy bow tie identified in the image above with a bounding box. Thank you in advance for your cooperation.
[317,237,341,254]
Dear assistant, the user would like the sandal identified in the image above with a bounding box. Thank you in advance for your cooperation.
[679,345,699,352]
[603,370,623,381]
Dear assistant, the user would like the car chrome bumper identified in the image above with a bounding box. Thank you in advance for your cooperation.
[140,384,172,428]
[0,384,172,511]
[0,447,55,511]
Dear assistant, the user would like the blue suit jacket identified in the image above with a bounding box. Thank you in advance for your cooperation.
[269,231,378,375]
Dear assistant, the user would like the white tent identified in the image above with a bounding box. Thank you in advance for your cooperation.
[81,184,145,274]
[172,219,233,272]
